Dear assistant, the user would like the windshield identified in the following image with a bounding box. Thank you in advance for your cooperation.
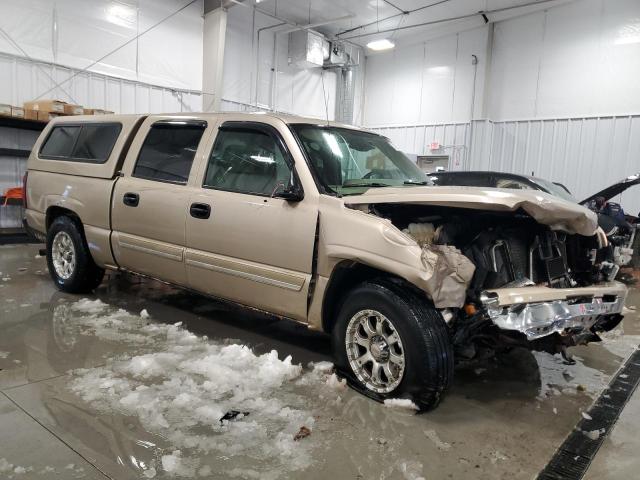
[533,178,577,203]
[290,124,429,196]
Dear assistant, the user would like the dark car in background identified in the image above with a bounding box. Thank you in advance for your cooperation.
[429,171,640,276]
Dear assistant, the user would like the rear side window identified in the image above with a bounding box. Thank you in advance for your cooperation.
[133,121,206,185]
[40,126,81,158]
[40,123,121,163]
[73,125,121,161]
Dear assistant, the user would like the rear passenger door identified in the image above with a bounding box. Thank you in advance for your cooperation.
[185,121,318,322]
[111,118,208,285]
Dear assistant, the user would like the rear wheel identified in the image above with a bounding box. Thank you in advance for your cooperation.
[46,216,105,293]
[332,279,454,410]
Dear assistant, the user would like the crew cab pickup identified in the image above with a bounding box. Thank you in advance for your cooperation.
[24,113,627,410]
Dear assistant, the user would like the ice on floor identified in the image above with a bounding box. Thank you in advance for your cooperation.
[65,298,341,478]
[0,351,9,359]
[383,398,419,411]
[0,458,33,476]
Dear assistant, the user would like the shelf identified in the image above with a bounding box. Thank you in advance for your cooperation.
[0,116,47,131]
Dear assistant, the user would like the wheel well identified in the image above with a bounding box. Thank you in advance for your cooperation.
[321,261,413,333]
[46,206,81,230]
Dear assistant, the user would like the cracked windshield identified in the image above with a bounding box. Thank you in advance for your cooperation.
[291,125,430,195]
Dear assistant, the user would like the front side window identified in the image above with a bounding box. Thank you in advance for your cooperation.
[204,126,294,196]
[290,124,428,196]
[40,123,121,163]
[133,122,206,184]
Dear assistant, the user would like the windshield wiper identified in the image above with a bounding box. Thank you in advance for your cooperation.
[342,182,391,188]
[403,180,430,185]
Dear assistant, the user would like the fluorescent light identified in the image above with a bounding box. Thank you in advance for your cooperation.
[366,39,395,51]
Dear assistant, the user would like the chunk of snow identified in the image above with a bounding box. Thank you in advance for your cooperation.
[582,412,592,420]
[71,298,108,314]
[140,309,150,319]
[0,351,9,359]
[325,373,346,390]
[583,428,605,441]
[310,361,334,373]
[161,451,196,477]
[383,398,419,411]
[143,467,157,478]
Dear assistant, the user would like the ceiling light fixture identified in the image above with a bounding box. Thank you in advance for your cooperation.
[366,38,395,51]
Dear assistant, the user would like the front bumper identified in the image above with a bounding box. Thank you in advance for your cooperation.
[480,282,627,340]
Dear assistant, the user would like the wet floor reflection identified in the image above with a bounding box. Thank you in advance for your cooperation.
[1,244,639,479]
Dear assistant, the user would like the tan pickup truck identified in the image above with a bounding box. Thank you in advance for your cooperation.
[24,112,627,409]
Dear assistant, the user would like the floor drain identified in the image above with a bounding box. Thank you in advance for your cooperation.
[537,348,640,480]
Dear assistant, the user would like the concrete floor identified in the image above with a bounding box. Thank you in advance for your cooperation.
[1,243,639,479]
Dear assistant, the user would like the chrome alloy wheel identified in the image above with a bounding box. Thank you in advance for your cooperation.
[51,231,76,280]
[345,309,406,393]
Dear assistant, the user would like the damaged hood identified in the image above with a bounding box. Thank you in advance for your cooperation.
[580,173,640,205]
[342,186,598,236]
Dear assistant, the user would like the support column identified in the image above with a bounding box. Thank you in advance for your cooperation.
[202,1,227,111]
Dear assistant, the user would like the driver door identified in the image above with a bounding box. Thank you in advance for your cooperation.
[185,121,317,322]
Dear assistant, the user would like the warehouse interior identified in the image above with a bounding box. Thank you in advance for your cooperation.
[1,0,640,479]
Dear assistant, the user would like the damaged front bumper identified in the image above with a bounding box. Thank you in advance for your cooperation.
[480,282,627,340]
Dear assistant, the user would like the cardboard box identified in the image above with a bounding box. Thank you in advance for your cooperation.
[38,111,61,121]
[24,110,60,122]
[23,99,66,114]
[0,105,26,118]
[83,108,105,115]
[63,104,84,115]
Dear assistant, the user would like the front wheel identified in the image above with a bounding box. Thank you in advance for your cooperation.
[332,279,454,410]
[46,216,105,293]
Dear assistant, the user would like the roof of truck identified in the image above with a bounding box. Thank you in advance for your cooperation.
[50,111,365,131]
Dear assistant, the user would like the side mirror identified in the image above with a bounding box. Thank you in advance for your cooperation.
[271,182,304,202]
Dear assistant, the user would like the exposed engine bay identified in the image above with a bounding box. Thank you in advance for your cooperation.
[355,202,627,362]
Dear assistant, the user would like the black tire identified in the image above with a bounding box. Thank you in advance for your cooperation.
[46,216,105,293]
[332,279,454,411]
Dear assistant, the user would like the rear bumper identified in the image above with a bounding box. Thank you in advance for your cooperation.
[480,282,627,340]
[22,217,46,242]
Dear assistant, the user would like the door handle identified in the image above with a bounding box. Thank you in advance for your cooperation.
[190,202,211,219]
[123,192,139,207]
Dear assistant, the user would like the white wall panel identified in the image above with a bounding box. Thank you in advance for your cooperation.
[364,27,488,126]
[487,11,545,120]
[0,0,203,91]
[488,0,640,120]
[221,6,336,120]
[0,52,202,114]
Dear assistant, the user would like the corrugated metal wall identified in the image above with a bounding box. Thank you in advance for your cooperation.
[368,122,470,171]
[368,114,640,216]
[0,52,202,114]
